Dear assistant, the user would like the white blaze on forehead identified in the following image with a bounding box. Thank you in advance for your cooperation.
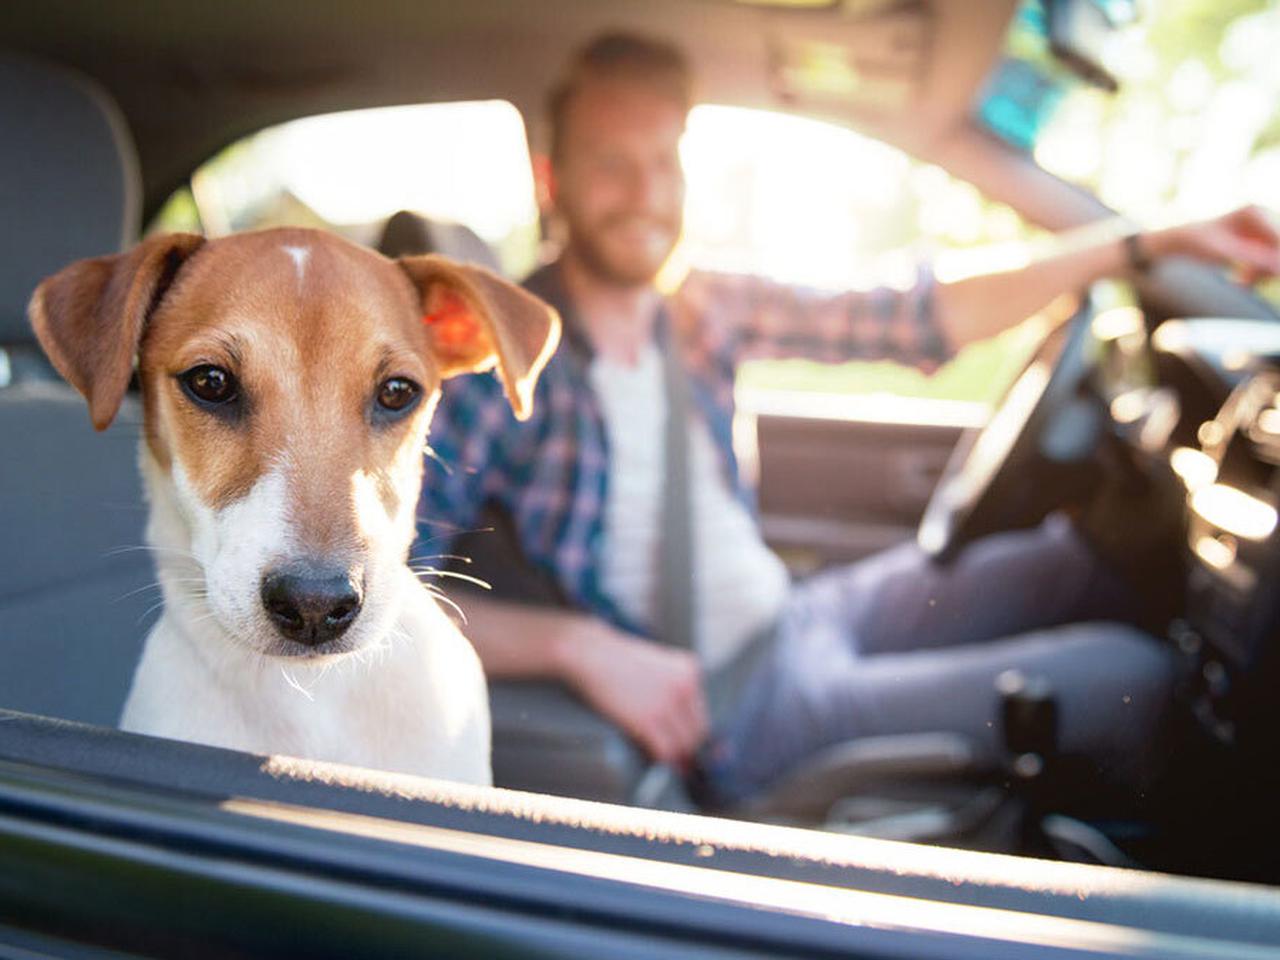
[282,245,310,284]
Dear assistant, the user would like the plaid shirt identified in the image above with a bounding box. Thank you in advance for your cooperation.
[416,260,950,634]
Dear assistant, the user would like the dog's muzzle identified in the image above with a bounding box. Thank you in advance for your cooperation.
[260,567,363,646]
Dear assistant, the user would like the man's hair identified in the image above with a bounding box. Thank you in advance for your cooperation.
[547,32,693,163]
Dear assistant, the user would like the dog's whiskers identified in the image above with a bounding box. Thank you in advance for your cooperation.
[422,443,454,475]
[354,642,387,672]
[137,599,167,626]
[279,666,316,702]
[421,585,469,625]
[105,544,201,563]
[113,581,165,603]
[114,577,208,605]
[411,525,493,547]
[144,603,216,629]
[409,566,492,591]
[406,552,473,566]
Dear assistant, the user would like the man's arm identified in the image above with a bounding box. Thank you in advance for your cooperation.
[677,205,1280,370]
[461,594,709,767]
[935,206,1280,349]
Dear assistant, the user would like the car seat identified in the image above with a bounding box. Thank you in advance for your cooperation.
[0,54,155,725]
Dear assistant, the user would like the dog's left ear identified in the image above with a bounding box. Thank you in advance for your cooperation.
[28,233,205,431]
[398,255,561,421]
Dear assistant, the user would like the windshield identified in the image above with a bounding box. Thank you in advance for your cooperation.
[982,0,1280,307]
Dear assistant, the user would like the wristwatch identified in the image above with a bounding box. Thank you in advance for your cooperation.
[1123,231,1153,274]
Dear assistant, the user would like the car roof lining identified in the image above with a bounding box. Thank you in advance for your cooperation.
[2,0,1019,222]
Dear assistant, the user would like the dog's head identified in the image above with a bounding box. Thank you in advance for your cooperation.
[28,228,559,659]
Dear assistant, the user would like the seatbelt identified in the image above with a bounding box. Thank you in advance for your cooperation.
[656,318,696,654]
[656,322,775,731]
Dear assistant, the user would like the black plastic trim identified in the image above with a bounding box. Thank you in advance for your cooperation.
[1,712,1280,958]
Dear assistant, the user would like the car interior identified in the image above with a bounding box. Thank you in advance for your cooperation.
[4,0,1280,955]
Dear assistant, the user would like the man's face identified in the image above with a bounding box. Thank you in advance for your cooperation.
[553,81,686,288]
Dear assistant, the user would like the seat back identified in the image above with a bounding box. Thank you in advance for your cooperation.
[0,54,140,370]
[375,209,505,273]
[0,55,152,724]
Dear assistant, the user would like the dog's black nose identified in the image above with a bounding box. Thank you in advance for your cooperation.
[261,571,363,646]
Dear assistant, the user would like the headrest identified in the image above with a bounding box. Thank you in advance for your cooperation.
[376,210,505,275]
[0,55,141,343]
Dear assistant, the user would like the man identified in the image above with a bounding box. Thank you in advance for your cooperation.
[418,33,1280,804]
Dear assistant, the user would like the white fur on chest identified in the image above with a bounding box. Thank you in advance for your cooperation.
[121,575,491,784]
[122,451,491,786]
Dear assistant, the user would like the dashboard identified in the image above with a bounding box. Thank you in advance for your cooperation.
[1103,316,1280,751]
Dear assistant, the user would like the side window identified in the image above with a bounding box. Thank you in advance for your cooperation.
[679,105,1048,406]
[150,101,541,280]
[154,101,1043,407]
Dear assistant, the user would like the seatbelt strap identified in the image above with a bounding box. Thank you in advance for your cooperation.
[657,317,778,731]
[657,314,696,654]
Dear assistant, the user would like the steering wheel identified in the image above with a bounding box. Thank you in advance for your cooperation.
[917,292,1108,562]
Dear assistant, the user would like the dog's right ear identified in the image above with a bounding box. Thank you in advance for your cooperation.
[398,255,561,421]
[28,233,205,431]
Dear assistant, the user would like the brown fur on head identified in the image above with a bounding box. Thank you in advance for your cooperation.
[27,227,560,656]
[29,228,559,504]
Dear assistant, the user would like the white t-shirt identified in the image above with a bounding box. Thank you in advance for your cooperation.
[588,343,790,671]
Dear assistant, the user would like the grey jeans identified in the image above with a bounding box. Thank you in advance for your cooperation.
[706,515,1176,805]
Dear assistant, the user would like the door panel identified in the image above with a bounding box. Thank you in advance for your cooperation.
[743,395,987,574]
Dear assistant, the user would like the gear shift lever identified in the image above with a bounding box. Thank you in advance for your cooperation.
[997,669,1059,854]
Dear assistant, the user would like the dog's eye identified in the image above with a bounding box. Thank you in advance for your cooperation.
[376,377,421,415]
[179,365,238,407]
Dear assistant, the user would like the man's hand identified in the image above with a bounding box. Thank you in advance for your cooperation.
[1147,205,1280,283]
[936,204,1280,348]
[559,620,709,767]
[456,596,710,766]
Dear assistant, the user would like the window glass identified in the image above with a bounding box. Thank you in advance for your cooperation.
[682,105,1035,290]
[155,101,542,279]
[160,100,1044,408]
[679,105,1047,406]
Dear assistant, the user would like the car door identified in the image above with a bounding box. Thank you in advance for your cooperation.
[750,397,978,572]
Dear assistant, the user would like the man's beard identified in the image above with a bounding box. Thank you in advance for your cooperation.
[562,210,680,288]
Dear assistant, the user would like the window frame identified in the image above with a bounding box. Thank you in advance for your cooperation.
[1,710,1276,959]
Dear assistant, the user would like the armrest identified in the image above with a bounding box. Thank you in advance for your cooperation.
[490,680,641,802]
[489,680,694,810]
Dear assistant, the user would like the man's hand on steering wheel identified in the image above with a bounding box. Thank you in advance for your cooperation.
[1141,205,1280,284]
[919,205,1280,563]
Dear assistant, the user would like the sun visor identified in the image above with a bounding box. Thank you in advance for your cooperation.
[764,2,931,114]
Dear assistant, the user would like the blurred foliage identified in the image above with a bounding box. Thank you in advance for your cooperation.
[1145,0,1269,73]
[1036,0,1280,219]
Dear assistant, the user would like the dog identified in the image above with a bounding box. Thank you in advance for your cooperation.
[28,227,560,785]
